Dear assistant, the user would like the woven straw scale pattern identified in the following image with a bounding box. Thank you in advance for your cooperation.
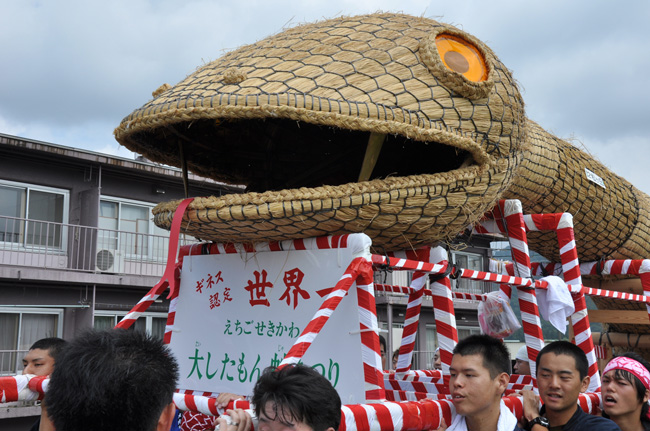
[116,13,650,264]
[154,158,517,251]
[504,121,650,262]
[115,13,527,252]
[115,14,524,172]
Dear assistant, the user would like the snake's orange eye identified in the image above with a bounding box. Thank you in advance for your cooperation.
[435,34,488,82]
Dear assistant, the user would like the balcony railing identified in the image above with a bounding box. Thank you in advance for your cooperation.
[0,215,199,277]
[373,266,493,297]
[0,215,494,295]
[0,349,26,376]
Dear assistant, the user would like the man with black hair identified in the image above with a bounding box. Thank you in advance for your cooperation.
[218,364,341,431]
[46,329,179,431]
[22,337,66,377]
[22,337,67,431]
[448,334,522,431]
[521,341,620,431]
[379,334,388,370]
[514,345,532,376]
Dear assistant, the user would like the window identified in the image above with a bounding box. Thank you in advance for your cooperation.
[0,181,69,249]
[458,325,481,340]
[98,197,169,261]
[94,311,167,340]
[451,251,485,294]
[425,324,438,368]
[0,308,63,375]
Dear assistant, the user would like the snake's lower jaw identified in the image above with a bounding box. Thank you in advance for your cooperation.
[151,120,517,251]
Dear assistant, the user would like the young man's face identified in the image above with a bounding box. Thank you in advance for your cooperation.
[601,370,647,419]
[22,348,56,376]
[513,358,531,375]
[536,352,589,415]
[433,351,442,370]
[258,402,332,431]
[449,354,507,419]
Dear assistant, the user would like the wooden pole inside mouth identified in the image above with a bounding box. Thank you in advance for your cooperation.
[358,132,386,182]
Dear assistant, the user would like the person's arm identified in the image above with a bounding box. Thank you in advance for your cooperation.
[518,390,548,430]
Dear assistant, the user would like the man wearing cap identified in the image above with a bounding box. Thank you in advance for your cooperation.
[514,345,532,376]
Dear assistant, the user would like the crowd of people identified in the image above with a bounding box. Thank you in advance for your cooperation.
[21,330,342,431]
[20,329,650,431]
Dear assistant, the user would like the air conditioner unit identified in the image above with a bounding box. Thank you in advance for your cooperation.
[96,249,125,273]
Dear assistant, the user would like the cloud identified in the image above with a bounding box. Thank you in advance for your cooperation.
[0,0,648,196]
[580,134,650,195]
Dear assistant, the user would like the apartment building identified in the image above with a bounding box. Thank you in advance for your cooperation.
[0,133,239,429]
[374,236,494,369]
[0,132,491,429]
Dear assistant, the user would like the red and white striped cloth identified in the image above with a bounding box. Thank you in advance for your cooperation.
[173,392,250,417]
[476,199,545,381]
[384,367,534,396]
[374,284,486,301]
[381,248,433,373]
[492,264,650,305]
[477,201,599,391]
[384,379,446,394]
[383,369,444,382]
[397,259,427,373]
[523,213,600,392]
[372,247,458,372]
[428,247,458,374]
[581,260,650,325]
[278,234,386,401]
[0,374,46,403]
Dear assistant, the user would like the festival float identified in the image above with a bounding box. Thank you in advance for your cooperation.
[3,13,650,430]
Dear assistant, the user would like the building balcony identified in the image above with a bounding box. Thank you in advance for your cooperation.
[0,215,197,284]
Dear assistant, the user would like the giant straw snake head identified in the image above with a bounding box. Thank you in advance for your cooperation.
[114,13,526,251]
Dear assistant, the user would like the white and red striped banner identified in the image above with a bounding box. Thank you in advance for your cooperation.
[428,247,458,374]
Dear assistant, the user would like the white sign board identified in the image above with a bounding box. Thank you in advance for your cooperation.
[585,168,606,189]
[168,238,369,404]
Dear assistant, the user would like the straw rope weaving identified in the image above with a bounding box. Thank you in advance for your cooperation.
[114,12,650,264]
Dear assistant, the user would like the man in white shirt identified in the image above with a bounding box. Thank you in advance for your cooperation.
[448,334,522,431]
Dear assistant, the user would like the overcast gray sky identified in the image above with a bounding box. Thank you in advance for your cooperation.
[2,0,649,193]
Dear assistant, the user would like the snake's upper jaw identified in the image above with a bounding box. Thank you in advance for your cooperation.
[115,13,526,250]
[116,14,525,190]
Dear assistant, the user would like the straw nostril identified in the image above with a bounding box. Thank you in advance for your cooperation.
[222,67,247,84]
[152,83,171,98]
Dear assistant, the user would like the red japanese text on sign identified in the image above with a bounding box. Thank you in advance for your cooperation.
[279,268,310,309]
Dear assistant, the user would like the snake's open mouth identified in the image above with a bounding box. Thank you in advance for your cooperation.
[166,118,476,193]
[115,13,525,250]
